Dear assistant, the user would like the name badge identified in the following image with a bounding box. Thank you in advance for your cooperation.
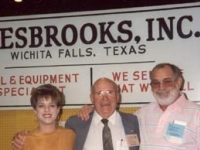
[166,120,186,144]
[125,134,140,147]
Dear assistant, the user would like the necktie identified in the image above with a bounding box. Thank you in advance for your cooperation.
[101,119,114,150]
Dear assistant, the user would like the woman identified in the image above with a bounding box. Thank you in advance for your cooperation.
[22,84,75,150]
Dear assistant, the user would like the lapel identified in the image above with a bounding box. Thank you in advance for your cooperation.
[78,112,94,150]
[119,111,140,150]
[120,111,133,134]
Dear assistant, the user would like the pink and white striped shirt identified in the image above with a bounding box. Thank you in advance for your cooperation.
[135,93,200,150]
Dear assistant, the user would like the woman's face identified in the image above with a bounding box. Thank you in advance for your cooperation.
[34,96,60,126]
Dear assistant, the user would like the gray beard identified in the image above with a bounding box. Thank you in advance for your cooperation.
[154,85,180,106]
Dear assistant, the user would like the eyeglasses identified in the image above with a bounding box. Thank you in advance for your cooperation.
[94,90,116,97]
[150,78,175,89]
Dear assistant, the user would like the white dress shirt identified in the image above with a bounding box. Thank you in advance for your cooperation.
[83,110,129,150]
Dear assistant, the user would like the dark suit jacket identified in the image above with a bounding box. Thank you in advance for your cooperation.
[65,111,140,150]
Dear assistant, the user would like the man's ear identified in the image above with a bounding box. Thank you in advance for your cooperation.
[117,85,121,103]
[90,93,94,104]
[117,93,121,103]
[177,77,184,90]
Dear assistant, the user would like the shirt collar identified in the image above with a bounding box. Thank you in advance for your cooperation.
[93,110,117,125]
[166,92,186,112]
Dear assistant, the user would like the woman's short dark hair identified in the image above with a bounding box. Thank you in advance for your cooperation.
[30,84,65,109]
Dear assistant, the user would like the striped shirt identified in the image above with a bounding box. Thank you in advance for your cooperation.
[135,93,200,150]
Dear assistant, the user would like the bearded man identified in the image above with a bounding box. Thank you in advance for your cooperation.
[135,63,200,150]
